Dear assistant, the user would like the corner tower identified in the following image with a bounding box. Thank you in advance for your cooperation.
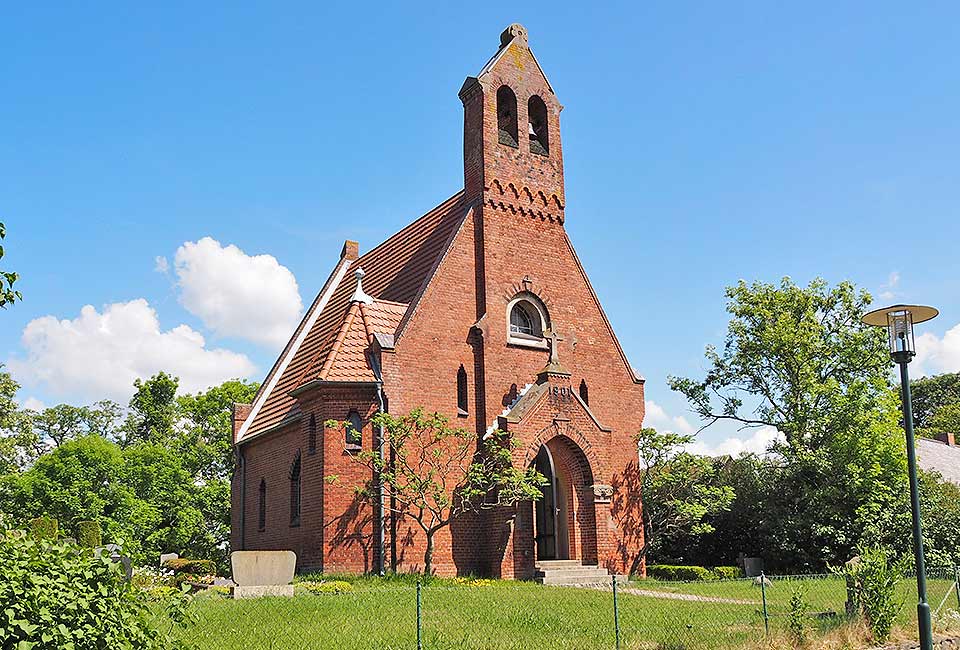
[459,24,565,223]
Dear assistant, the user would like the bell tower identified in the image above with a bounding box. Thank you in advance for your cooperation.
[459,23,565,224]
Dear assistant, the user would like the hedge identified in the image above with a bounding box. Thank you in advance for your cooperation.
[162,558,217,576]
[647,564,745,581]
[29,516,58,540]
[77,520,102,548]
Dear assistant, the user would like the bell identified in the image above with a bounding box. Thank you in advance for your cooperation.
[528,122,536,135]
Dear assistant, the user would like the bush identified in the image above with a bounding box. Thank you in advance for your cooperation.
[162,558,217,576]
[29,516,58,540]
[646,565,715,581]
[77,520,102,548]
[834,547,905,643]
[0,525,192,649]
[299,580,354,595]
[788,586,808,644]
[711,566,743,580]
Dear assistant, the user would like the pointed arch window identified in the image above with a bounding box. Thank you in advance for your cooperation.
[497,86,519,148]
[258,479,267,531]
[457,365,469,416]
[308,414,317,455]
[346,411,363,450]
[579,379,589,406]
[289,452,302,527]
[528,95,549,156]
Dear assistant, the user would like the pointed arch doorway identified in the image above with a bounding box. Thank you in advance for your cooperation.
[532,444,571,561]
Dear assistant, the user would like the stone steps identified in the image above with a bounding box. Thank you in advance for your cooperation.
[534,560,626,586]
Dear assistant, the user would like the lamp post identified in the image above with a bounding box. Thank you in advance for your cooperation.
[862,304,939,650]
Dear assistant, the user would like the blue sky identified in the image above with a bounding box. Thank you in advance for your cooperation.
[2,2,959,452]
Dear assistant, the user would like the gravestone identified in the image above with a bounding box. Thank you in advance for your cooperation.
[159,552,179,567]
[230,550,296,598]
[742,557,763,578]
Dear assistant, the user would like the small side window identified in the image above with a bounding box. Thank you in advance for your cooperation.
[457,365,469,416]
[579,379,589,406]
[346,411,363,450]
[258,479,267,532]
[289,452,302,527]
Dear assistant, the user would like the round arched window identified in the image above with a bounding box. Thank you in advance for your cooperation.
[507,294,548,348]
[510,302,539,337]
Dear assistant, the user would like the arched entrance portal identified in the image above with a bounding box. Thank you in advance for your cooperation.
[530,435,594,563]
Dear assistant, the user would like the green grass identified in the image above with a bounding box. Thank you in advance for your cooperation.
[179,573,960,650]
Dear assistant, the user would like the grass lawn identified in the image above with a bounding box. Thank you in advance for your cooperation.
[179,574,959,650]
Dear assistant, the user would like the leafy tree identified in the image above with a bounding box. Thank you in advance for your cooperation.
[0,221,22,309]
[632,427,734,573]
[919,470,960,568]
[669,278,910,569]
[910,372,960,429]
[176,379,259,480]
[918,402,960,439]
[328,408,546,575]
[124,372,179,446]
[0,368,36,473]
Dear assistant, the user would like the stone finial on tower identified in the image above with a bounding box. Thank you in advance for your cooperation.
[350,267,374,304]
[500,23,528,47]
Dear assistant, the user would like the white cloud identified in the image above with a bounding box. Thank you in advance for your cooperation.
[19,397,45,412]
[154,255,169,274]
[8,299,255,404]
[878,271,900,301]
[172,237,303,350]
[915,323,960,376]
[685,426,784,458]
[644,400,694,434]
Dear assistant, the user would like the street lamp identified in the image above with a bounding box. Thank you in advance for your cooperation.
[862,304,939,650]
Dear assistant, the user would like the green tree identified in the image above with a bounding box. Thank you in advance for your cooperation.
[0,368,36,473]
[918,402,960,439]
[328,408,546,575]
[919,470,960,568]
[910,372,960,429]
[124,372,179,446]
[669,278,910,569]
[0,221,22,309]
[176,379,259,480]
[632,427,734,573]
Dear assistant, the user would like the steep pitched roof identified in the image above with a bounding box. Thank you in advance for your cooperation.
[918,438,960,484]
[238,191,467,441]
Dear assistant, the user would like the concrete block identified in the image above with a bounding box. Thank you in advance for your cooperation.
[231,550,296,586]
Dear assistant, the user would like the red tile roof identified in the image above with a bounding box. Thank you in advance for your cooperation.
[240,191,466,439]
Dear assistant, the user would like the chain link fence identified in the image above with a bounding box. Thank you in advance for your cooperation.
[173,568,960,650]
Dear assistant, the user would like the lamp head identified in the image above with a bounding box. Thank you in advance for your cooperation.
[862,304,938,359]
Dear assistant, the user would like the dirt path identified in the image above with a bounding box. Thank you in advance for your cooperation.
[592,585,759,606]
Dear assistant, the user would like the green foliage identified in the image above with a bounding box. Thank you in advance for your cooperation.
[29,516,58,540]
[77,520,102,548]
[0,221,23,309]
[163,558,217,576]
[0,526,192,649]
[919,402,960,439]
[633,427,734,571]
[124,372,180,446]
[646,565,715,581]
[299,580,353,595]
[856,548,905,643]
[910,372,960,429]
[711,566,744,580]
[0,368,36,473]
[919,470,960,568]
[788,586,808,644]
[327,408,547,574]
[666,278,912,570]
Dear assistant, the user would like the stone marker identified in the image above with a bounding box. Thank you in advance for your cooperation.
[230,550,296,598]
[94,545,133,582]
[160,552,179,567]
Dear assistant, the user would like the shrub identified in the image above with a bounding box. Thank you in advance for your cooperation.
[300,580,354,595]
[711,566,744,580]
[0,525,192,649]
[77,520,102,548]
[856,548,904,643]
[162,558,217,576]
[646,565,715,581]
[29,516,58,540]
[788,586,808,644]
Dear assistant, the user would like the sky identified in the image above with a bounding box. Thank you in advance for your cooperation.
[2,1,959,454]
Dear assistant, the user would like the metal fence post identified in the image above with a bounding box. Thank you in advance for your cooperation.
[760,572,770,636]
[416,579,423,650]
[955,566,960,611]
[612,574,621,650]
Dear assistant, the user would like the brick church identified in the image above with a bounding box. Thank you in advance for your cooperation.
[230,23,646,579]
